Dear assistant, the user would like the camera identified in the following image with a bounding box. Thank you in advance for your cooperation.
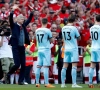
[0,25,11,37]
[0,20,11,37]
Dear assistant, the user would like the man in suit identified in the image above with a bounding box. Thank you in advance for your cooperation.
[6,5,34,85]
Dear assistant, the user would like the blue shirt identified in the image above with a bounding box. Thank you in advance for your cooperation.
[18,28,25,46]
[90,25,100,50]
[35,28,52,50]
[62,25,80,50]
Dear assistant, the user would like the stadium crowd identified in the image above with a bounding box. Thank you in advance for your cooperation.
[0,0,100,85]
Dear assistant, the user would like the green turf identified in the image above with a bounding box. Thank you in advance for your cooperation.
[0,84,100,90]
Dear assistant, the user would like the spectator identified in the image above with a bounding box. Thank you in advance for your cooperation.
[56,38,63,84]
[24,30,35,84]
[0,22,14,84]
[83,39,97,84]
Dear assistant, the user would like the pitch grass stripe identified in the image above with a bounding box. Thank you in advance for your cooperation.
[0,84,100,90]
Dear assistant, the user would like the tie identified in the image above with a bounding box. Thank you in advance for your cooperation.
[20,26,23,30]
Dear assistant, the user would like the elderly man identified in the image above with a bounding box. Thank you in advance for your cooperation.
[6,5,34,85]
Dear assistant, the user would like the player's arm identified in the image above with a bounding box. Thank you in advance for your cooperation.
[75,27,81,40]
[48,29,54,43]
[49,37,54,43]
[76,36,81,41]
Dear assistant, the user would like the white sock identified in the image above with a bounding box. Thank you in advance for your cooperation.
[15,74,19,84]
[40,79,44,84]
[10,74,14,84]
[31,79,35,84]
[54,79,58,84]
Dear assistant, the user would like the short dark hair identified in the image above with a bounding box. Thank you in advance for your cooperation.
[68,15,76,23]
[95,15,100,22]
[42,18,48,25]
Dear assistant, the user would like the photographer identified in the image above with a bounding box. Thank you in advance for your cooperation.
[0,26,14,84]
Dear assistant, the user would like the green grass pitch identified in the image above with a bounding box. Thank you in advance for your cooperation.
[0,84,100,90]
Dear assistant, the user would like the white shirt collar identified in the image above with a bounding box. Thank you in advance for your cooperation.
[17,23,21,26]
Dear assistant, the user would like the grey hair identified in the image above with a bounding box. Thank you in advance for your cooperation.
[17,14,25,20]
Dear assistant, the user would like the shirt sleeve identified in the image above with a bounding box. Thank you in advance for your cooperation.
[48,29,52,39]
[75,27,80,38]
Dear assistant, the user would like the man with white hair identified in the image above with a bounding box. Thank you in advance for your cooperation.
[6,5,34,85]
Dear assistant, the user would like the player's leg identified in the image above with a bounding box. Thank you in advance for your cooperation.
[88,62,96,88]
[61,62,68,88]
[10,74,14,84]
[71,50,82,88]
[15,69,20,84]
[40,68,44,84]
[97,50,100,83]
[31,61,37,84]
[88,51,97,88]
[35,52,42,87]
[53,64,58,84]
[61,51,70,88]
[71,63,82,88]
[35,66,41,87]
[43,49,55,87]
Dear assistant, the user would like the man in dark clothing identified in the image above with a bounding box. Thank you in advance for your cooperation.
[6,5,33,85]
[56,38,63,84]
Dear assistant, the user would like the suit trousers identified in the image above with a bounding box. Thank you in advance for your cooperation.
[8,46,25,83]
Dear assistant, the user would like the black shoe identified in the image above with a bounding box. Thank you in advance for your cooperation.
[5,74,10,84]
[18,82,25,85]
[0,80,3,84]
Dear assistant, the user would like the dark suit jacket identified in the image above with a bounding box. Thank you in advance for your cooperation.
[9,11,33,46]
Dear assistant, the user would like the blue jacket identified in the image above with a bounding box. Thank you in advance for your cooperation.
[9,11,33,46]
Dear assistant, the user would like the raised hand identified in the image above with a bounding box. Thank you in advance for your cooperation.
[12,5,19,11]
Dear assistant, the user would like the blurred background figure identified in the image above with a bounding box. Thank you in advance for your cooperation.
[24,30,36,84]
[0,20,14,84]
[83,39,97,84]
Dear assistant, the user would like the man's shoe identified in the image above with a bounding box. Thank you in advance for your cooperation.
[5,74,10,84]
[0,80,3,84]
[18,82,25,85]
[72,84,82,88]
[61,84,67,88]
[36,84,40,87]
[45,84,55,88]
[24,82,28,85]
[88,84,94,88]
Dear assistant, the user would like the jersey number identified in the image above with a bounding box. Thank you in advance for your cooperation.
[37,34,44,43]
[63,32,71,40]
[91,31,98,40]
